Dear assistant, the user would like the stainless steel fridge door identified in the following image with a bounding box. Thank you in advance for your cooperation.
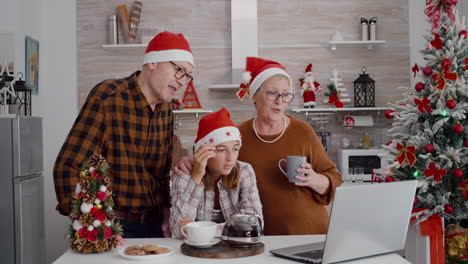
[14,174,45,264]
[13,116,43,177]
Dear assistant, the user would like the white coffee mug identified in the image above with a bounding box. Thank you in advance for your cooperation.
[180,221,217,244]
[278,156,307,183]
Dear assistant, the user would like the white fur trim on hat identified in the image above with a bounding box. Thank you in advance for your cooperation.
[144,49,194,66]
[249,68,292,99]
[194,126,242,151]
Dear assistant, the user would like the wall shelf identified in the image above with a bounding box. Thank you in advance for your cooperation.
[290,106,389,116]
[173,109,213,117]
[329,40,387,50]
[208,84,239,91]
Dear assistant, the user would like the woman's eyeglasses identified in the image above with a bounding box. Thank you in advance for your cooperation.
[169,61,193,85]
[263,90,294,103]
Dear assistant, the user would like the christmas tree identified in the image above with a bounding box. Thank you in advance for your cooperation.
[67,154,123,254]
[380,1,468,261]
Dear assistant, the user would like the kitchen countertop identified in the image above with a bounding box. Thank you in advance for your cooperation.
[53,235,411,264]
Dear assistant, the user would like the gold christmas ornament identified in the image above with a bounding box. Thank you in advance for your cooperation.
[96,204,102,210]
[446,224,468,259]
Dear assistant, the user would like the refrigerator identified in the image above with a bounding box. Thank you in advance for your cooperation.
[0,116,45,264]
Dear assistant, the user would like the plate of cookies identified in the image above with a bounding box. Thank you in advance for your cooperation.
[117,244,174,260]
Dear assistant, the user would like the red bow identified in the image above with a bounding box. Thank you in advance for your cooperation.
[412,63,419,78]
[430,33,443,49]
[396,143,417,166]
[328,92,343,108]
[236,83,250,101]
[431,58,458,90]
[425,0,458,33]
[424,162,446,181]
[414,97,432,113]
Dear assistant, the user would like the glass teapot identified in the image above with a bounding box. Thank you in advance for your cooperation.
[221,211,263,247]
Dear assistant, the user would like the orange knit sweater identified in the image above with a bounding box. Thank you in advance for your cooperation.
[238,116,342,235]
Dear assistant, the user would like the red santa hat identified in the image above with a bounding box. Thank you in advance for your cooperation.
[143,31,194,66]
[194,107,241,151]
[237,57,292,100]
[305,64,313,73]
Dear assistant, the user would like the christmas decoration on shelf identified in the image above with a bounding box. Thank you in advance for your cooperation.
[353,67,375,107]
[181,81,202,109]
[0,62,16,115]
[380,1,468,263]
[322,68,351,107]
[299,64,321,108]
[170,98,184,110]
[67,154,123,254]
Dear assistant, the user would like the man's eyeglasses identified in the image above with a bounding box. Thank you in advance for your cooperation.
[263,90,294,103]
[169,61,193,85]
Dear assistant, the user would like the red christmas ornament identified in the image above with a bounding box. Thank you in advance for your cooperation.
[415,82,425,92]
[446,99,456,109]
[413,196,418,205]
[444,204,454,214]
[385,176,395,182]
[459,30,467,39]
[453,168,463,178]
[423,66,433,76]
[424,143,435,153]
[385,110,394,119]
[452,124,464,134]
[464,139,468,147]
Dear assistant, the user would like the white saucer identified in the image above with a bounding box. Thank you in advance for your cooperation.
[184,238,221,248]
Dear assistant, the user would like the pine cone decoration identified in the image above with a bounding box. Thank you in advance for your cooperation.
[80,213,94,227]
[81,192,96,204]
[94,240,109,253]
[108,236,120,248]
[87,154,102,167]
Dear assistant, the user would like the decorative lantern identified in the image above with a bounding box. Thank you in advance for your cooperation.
[12,72,32,116]
[353,67,375,107]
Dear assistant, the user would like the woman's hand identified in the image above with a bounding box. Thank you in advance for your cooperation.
[295,162,330,195]
[180,218,194,228]
[191,144,216,184]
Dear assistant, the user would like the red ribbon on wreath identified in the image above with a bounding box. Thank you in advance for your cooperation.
[425,0,458,33]
[396,143,417,166]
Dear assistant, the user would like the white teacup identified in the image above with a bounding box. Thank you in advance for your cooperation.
[180,221,217,244]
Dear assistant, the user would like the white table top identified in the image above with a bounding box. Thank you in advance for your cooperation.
[53,235,411,264]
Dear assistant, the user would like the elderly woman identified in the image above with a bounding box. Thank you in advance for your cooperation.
[175,57,342,235]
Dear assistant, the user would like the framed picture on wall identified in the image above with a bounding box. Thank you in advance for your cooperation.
[25,36,39,94]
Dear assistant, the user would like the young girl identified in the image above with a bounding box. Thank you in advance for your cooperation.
[169,107,263,239]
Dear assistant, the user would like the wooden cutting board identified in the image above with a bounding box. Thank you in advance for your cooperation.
[180,240,265,259]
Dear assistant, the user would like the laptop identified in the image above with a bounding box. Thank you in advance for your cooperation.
[270,181,417,264]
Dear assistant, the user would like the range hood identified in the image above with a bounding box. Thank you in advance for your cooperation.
[209,0,258,90]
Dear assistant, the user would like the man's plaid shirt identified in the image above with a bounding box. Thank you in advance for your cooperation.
[54,71,173,215]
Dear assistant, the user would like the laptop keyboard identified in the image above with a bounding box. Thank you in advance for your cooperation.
[293,249,324,263]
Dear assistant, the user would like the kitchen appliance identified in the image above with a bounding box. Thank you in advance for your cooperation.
[337,148,387,182]
[221,212,263,247]
[0,116,45,264]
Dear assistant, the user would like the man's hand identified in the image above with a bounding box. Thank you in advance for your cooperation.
[179,217,193,228]
[173,156,193,176]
